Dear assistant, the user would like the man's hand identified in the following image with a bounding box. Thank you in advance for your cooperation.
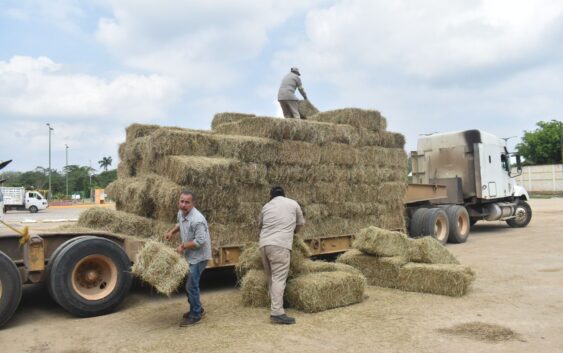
[164,231,173,241]
[176,244,184,254]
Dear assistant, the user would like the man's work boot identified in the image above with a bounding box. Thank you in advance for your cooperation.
[180,316,201,327]
[270,314,296,325]
[183,307,204,319]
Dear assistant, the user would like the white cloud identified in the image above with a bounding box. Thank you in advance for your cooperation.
[0,56,179,121]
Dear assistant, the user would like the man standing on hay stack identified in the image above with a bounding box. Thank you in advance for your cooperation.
[165,191,212,327]
[278,67,308,119]
[259,186,305,325]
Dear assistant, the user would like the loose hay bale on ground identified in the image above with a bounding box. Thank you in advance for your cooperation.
[131,241,189,296]
[240,269,269,307]
[285,271,366,313]
[297,100,319,119]
[337,249,407,288]
[397,263,475,297]
[407,237,460,264]
[353,226,408,257]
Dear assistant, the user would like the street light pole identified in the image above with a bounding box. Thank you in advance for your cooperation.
[46,123,54,200]
[65,144,69,198]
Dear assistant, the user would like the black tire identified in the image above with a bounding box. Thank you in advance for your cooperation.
[46,236,95,300]
[446,205,470,244]
[422,208,449,245]
[506,201,532,228]
[409,208,429,237]
[29,206,38,213]
[0,251,22,328]
[48,237,132,317]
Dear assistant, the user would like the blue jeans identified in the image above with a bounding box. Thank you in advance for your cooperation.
[185,260,207,319]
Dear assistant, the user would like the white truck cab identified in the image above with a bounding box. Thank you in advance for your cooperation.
[1,187,48,213]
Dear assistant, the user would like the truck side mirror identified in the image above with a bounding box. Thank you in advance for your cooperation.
[509,154,523,177]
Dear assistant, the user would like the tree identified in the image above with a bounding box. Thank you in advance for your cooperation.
[98,156,113,171]
[516,120,562,165]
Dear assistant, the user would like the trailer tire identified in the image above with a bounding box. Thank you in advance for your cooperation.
[445,206,470,244]
[423,208,449,245]
[48,237,132,317]
[0,250,22,328]
[29,206,38,213]
[506,201,532,228]
[409,208,429,237]
[46,236,95,300]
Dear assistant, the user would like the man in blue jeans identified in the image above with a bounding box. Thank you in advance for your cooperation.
[165,191,212,327]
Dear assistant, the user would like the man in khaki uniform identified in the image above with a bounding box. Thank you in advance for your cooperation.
[277,67,308,119]
[258,186,305,325]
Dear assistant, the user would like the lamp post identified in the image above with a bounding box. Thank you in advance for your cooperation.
[65,144,69,198]
[46,123,54,200]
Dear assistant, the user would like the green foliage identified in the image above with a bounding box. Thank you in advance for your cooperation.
[0,164,117,199]
[516,120,562,165]
[98,156,113,171]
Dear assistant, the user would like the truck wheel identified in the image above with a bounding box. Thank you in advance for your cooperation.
[423,208,449,245]
[506,201,532,228]
[409,208,429,237]
[0,251,23,328]
[48,237,132,317]
[29,206,38,213]
[446,206,470,244]
[46,236,95,300]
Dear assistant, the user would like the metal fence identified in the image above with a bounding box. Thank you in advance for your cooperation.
[513,164,563,193]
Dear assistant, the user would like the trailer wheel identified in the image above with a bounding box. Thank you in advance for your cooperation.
[446,206,470,244]
[0,250,22,328]
[46,236,95,300]
[29,206,38,213]
[506,201,532,228]
[409,208,429,237]
[48,237,132,317]
[423,208,449,245]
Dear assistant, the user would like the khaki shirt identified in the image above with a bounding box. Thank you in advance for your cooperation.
[259,196,305,250]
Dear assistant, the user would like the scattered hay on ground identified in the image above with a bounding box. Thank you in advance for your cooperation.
[397,263,475,297]
[308,108,386,131]
[407,237,460,264]
[438,322,521,342]
[337,249,407,288]
[240,269,269,307]
[297,100,319,119]
[285,271,366,313]
[131,241,189,296]
[353,226,408,257]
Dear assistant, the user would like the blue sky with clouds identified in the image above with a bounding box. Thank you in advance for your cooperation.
[1,0,562,172]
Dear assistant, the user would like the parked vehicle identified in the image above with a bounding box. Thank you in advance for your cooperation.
[0,187,48,213]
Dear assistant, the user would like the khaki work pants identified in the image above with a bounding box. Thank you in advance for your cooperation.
[279,100,300,119]
[260,245,291,316]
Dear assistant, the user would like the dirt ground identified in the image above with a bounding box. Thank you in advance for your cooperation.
[1,198,562,353]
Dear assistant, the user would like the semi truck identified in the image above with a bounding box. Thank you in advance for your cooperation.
[0,129,532,327]
[405,129,532,244]
[0,187,48,213]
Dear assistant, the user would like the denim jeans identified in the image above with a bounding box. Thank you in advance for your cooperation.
[185,260,207,319]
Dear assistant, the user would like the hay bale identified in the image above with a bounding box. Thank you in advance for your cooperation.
[240,269,269,307]
[353,226,408,257]
[297,100,319,119]
[300,259,363,276]
[397,263,475,297]
[308,108,387,131]
[131,241,189,295]
[337,249,407,288]
[77,207,172,240]
[285,271,366,313]
[407,237,460,265]
[126,123,160,141]
[212,112,256,130]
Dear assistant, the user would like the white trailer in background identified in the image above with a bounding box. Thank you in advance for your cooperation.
[406,129,532,244]
[0,187,48,213]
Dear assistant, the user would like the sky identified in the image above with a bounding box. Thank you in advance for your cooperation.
[1,0,562,173]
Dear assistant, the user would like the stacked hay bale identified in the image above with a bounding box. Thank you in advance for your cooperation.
[337,226,475,297]
[237,239,366,313]
[111,108,407,248]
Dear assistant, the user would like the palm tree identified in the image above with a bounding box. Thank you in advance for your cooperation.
[98,156,113,171]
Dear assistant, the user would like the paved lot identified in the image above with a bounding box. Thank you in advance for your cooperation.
[0,198,562,353]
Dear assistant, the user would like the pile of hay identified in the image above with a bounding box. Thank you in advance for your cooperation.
[297,100,319,119]
[131,241,189,295]
[337,226,474,296]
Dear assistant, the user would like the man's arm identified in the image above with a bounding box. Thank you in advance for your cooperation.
[295,203,305,233]
[296,77,307,100]
[178,222,206,252]
[164,224,180,241]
